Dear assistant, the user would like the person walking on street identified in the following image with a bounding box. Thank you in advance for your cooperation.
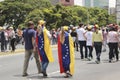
[92,24,103,64]
[58,26,74,78]
[107,27,119,62]
[0,27,5,52]
[102,27,108,52]
[84,25,93,60]
[36,20,54,77]
[70,27,78,51]
[76,23,88,59]
[9,27,16,52]
[22,21,41,77]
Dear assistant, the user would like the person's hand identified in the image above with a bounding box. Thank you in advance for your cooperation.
[33,47,37,53]
[22,41,24,45]
[92,43,94,47]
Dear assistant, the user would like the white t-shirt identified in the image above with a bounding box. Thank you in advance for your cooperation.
[76,28,86,41]
[4,31,8,40]
[85,31,93,46]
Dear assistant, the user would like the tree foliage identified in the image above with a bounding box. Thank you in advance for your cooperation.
[0,1,116,29]
[0,1,33,27]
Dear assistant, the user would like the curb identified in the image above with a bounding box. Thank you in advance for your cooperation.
[0,45,57,56]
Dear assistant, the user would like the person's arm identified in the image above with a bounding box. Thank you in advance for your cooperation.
[100,31,103,43]
[32,31,37,53]
[83,31,87,40]
[92,33,94,47]
[22,31,24,45]
[116,32,119,42]
[47,30,52,40]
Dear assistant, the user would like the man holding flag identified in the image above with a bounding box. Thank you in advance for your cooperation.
[36,20,54,77]
[58,26,75,78]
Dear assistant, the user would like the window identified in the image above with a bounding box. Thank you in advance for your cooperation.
[65,0,70,2]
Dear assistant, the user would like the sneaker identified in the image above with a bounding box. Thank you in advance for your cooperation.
[22,73,28,77]
[95,60,100,64]
[109,59,113,63]
[87,58,91,61]
[102,49,106,52]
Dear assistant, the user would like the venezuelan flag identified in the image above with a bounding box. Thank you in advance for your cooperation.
[58,32,74,75]
[37,27,54,62]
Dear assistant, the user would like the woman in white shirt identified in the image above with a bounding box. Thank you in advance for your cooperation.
[9,27,16,52]
[84,25,93,60]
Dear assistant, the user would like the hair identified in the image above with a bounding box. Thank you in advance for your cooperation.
[27,21,34,27]
[60,27,65,44]
[79,23,84,27]
[110,27,116,31]
[87,28,91,31]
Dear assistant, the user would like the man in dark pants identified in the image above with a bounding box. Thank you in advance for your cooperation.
[0,27,5,52]
[76,23,88,59]
[22,21,41,77]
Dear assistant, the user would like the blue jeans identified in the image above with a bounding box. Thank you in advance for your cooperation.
[41,62,49,72]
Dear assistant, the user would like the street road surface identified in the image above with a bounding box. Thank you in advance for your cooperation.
[0,48,120,80]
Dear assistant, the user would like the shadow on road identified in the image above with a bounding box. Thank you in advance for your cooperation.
[87,62,97,64]
[49,75,74,79]
[14,74,46,79]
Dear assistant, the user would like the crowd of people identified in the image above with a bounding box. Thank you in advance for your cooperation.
[0,20,120,78]
[70,23,120,63]
[0,26,23,52]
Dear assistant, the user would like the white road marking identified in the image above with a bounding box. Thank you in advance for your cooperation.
[0,52,23,58]
[48,70,60,75]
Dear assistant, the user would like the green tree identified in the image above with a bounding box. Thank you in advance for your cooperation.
[0,1,32,28]
[25,9,44,26]
[5,0,52,9]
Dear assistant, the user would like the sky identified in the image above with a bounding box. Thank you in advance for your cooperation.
[109,0,116,7]
[74,0,116,8]
[0,0,4,1]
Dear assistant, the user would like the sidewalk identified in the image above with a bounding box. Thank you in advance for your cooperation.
[0,45,57,56]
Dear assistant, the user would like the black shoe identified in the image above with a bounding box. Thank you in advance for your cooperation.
[64,75,69,78]
[102,49,106,52]
[81,57,84,59]
[66,73,72,77]
[109,60,111,63]
[95,60,100,64]
[76,49,79,51]
[42,72,47,77]
[22,73,28,77]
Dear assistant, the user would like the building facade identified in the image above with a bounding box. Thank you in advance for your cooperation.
[60,0,74,6]
[83,0,109,8]
[50,0,74,6]
[116,0,120,24]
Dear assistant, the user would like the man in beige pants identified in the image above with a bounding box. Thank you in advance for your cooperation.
[22,21,41,77]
